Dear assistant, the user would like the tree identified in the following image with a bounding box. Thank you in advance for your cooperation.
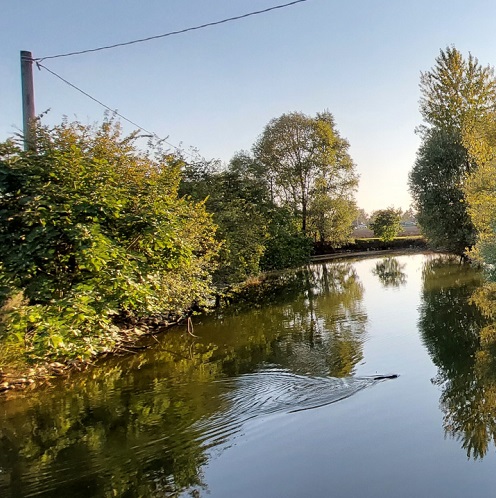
[410,127,476,254]
[461,112,496,272]
[0,119,219,361]
[401,207,416,223]
[410,47,496,255]
[253,111,358,239]
[462,119,496,271]
[179,152,311,283]
[180,156,269,284]
[260,207,313,271]
[308,185,357,245]
[369,207,402,242]
[354,208,369,227]
[419,46,496,132]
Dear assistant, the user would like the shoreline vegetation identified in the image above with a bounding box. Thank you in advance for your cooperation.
[0,113,363,394]
[7,42,496,398]
[0,241,428,396]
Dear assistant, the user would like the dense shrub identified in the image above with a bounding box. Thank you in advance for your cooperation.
[0,120,219,361]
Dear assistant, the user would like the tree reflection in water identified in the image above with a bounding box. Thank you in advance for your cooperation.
[0,336,222,497]
[418,255,496,460]
[270,262,368,377]
[0,261,369,497]
[372,257,407,288]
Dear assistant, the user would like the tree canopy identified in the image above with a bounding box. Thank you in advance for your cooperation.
[180,151,312,283]
[0,109,360,369]
[410,46,496,255]
[253,111,358,239]
[369,208,402,242]
[410,127,476,254]
[419,46,496,132]
[463,117,496,274]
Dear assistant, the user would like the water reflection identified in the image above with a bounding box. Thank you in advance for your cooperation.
[0,337,221,497]
[275,262,368,377]
[0,262,369,497]
[10,254,496,495]
[418,255,494,459]
[372,257,407,288]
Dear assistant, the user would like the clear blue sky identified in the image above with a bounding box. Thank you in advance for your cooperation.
[2,0,496,212]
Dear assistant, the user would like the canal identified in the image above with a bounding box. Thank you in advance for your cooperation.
[2,253,496,497]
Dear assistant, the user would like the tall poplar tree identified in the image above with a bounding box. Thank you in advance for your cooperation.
[419,46,496,132]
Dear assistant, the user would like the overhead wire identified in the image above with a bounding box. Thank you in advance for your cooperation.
[36,62,196,158]
[35,0,310,61]
[29,0,312,159]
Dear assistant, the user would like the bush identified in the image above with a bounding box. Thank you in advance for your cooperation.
[261,209,313,271]
[0,119,219,362]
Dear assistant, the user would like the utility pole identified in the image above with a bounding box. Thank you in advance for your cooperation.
[20,50,35,151]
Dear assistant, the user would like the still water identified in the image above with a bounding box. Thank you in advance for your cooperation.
[2,253,496,497]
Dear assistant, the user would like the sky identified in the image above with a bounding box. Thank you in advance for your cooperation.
[2,0,496,213]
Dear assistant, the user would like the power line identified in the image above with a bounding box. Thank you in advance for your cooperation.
[35,0,310,61]
[36,62,195,157]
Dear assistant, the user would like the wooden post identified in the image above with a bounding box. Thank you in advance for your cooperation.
[20,50,36,151]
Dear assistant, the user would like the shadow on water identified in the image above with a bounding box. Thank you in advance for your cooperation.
[0,262,373,497]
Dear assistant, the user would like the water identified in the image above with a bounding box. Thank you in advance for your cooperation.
[2,253,496,497]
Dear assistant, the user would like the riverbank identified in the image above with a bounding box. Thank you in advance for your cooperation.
[0,312,190,395]
[311,247,429,262]
[0,240,429,395]
[313,235,427,256]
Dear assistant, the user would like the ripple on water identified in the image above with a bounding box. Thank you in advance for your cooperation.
[193,368,384,449]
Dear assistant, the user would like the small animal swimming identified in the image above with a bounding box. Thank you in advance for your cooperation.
[369,374,399,380]
[194,369,399,449]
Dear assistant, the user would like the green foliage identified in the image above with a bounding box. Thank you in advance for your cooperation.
[419,46,496,132]
[462,110,496,273]
[409,127,476,254]
[312,236,426,256]
[464,150,496,276]
[180,151,312,283]
[180,155,268,284]
[180,110,359,283]
[0,119,219,362]
[253,111,358,238]
[260,208,313,271]
[411,46,496,255]
[213,198,268,283]
[369,207,402,242]
[308,187,357,246]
